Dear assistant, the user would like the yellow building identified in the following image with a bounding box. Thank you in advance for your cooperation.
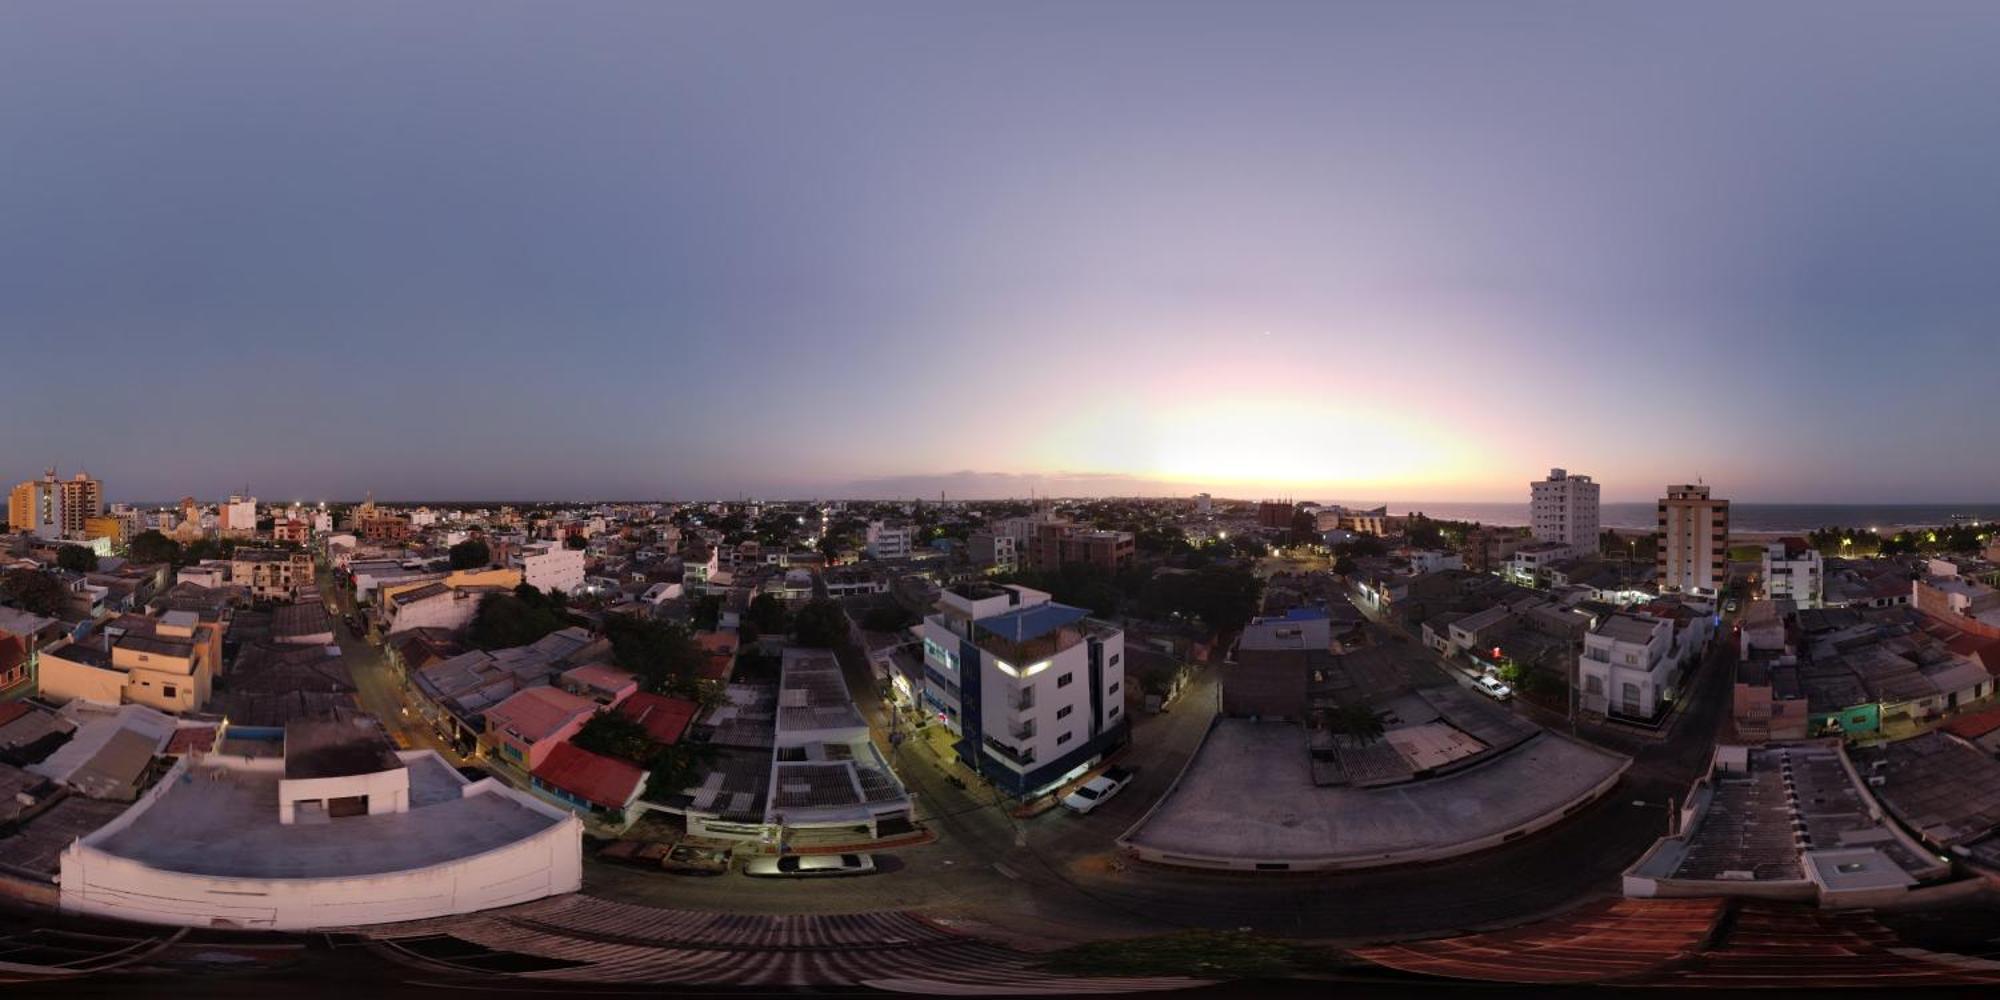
[444,566,524,591]
[85,516,127,544]
[38,613,216,714]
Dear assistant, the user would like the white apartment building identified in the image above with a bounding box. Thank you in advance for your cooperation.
[1658,484,1729,595]
[219,495,258,534]
[865,520,914,560]
[921,583,1127,796]
[1762,538,1824,608]
[1578,612,1675,719]
[518,542,585,596]
[681,547,719,594]
[1530,468,1600,554]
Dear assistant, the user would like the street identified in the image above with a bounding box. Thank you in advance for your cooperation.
[584,624,1735,944]
[318,567,462,761]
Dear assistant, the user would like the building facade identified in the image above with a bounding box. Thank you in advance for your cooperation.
[1658,483,1729,595]
[1762,537,1824,608]
[921,583,1127,796]
[1578,612,1674,719]
[519,542,585,595]
[864,520,914,560]
[1530,468,1600,555]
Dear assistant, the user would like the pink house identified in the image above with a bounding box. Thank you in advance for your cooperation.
[483,686,599,770]
[558,663,639,708]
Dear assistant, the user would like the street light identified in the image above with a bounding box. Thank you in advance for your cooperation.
[1631,797,1678,836]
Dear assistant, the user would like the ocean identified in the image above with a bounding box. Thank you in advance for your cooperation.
[1367,502,2000,534]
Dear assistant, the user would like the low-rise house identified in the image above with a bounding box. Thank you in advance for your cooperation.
[38,611,218,714]
[558,663,638,707]
[1579,613,1675,720]
[530,741,647,819]
[616,691,699,745]
[483,686,600,771]
[231,548,317,602]
[272,602,336,645]
[382,581,483,634]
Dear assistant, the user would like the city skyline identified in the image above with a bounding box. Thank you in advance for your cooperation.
[7,3,2000,503]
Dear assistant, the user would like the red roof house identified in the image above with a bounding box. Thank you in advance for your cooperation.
[616,691,699,746]
[531,742,646,813]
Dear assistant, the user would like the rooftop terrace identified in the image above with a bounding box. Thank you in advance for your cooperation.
[87,753,561,879]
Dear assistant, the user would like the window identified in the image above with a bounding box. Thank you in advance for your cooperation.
[1056,705,1072,720]
[1108,653,1120,667]
[162,685,177,699]
[1108,706,1120,719]
[1057,672,1074,688]
[1057,732,1072,745]
[1108,681,1120,695]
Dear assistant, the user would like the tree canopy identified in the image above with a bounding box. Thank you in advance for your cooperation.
[0,568,67,617]
[602,615,707,696]
[127,529,181,566]
[467,584,574,650]
[570,711,718,801]
[792,598,851,649]
[56,544,99,573]
[743,593,791,639]
[448,538,491,570]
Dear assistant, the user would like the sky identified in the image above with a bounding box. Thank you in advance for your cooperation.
[3,1,1998,504]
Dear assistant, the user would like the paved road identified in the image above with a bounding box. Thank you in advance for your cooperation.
[318,568,461,760]
[586,625,1732,943]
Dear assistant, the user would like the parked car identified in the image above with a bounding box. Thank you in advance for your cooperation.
[742,853,877,878]
[661,843,732,876]
[1475,675,1514,701]
[1061,766,1136,814]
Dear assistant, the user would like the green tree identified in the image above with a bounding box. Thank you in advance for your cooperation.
[467,585,574,650]
[564,534,587,550]
[691,593,722,631]
[860,604,917,632]
[570,711,719,800]
[743,593,792,640]
[448,538,491,570]
[602,615,707,692]
[792,598,851,648]
[56,544,99,573]
[127,529,181,566]
[0,568,67,617]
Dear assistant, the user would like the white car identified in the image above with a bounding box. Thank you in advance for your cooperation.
[1061,766,1135,814]
[1475,675,1514,701]
[742,853,877,878]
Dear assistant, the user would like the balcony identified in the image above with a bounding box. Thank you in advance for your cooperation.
[982,734,1035,766]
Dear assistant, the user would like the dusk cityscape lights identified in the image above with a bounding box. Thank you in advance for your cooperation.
[4,3,2000,997]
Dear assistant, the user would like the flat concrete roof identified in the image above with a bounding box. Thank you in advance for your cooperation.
[1124,719,1627,865]
[87,754,562,879]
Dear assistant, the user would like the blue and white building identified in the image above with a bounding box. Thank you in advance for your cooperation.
[920,583,1128,796]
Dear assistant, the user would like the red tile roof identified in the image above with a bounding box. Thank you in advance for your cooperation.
[693,630,739,681]
[0,631,26,679]
[1942,704,2000,741]
[0,699,32,728]
[165,726,218,755]
[531,742,645,809]
[617,691,699,746]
